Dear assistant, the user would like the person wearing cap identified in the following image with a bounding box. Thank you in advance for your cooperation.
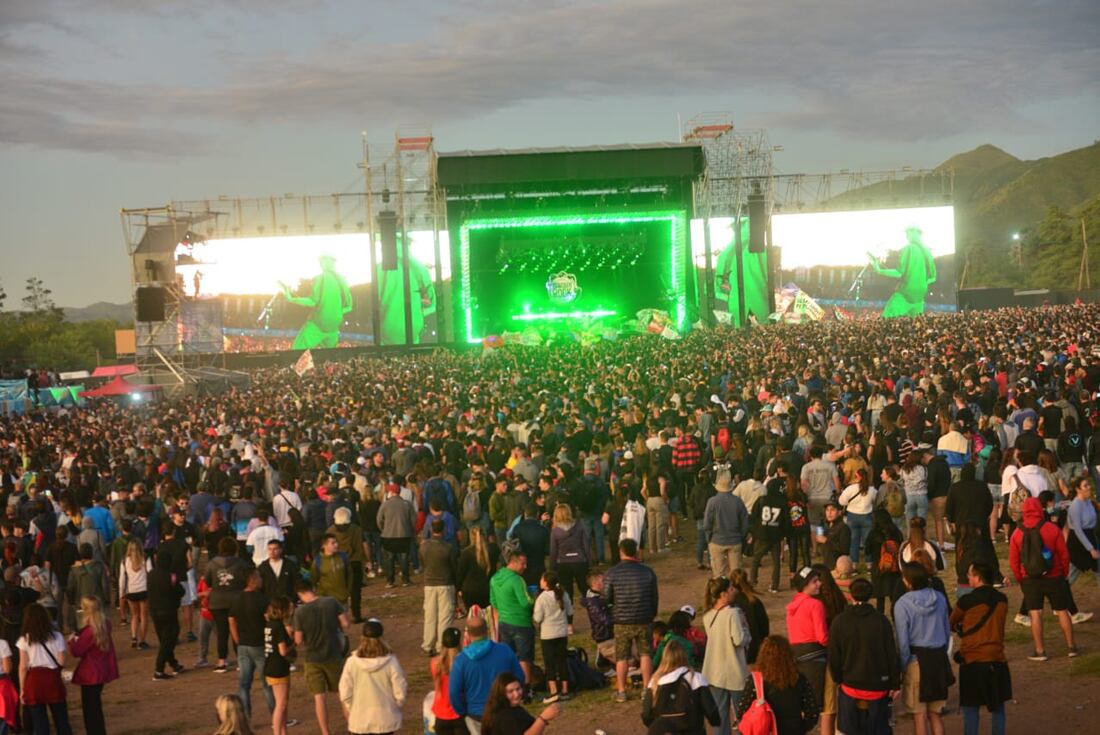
[421,518,459,657]
[787,567,829,713]
[575,456,610,565]
[327,507,367,622]
[449,614,525,735]
[338,618,408,735]
[749,477,791,593]
[377,484,416,588]
[703,468,750,579]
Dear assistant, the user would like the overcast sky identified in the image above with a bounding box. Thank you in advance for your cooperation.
[2,0,1097,307]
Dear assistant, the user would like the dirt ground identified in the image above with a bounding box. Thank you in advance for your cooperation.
[91,527,1100,735]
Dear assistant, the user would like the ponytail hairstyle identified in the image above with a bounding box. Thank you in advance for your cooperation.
[857,467,870,496]
[542,571,565,610]
[704,576,731,610]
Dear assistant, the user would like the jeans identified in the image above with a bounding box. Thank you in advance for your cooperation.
[364,531,382,568]
[80,684,106,735]
[838,689,892,735]
[237,644,274,716]
[695,520,708,565]
[709,686,742,735]
[788,533,810,574]
[198,616,213,661]
[905,494,928,524]
[382,539,411,584]
[581,515,605,563]
[26,703,73,735]
[847,511,873,565]
[963,704,1006,735]
[750,538,782,591]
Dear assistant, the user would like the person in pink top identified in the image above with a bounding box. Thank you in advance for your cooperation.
[430,627,467,734]
[785,567,828,715]
[67,596,120,735]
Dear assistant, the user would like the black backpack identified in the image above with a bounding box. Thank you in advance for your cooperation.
[1021,524,1053,579]
[651,672,699,732]
[565,647,606,691]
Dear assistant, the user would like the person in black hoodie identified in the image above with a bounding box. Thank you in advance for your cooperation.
[750,478,790,592]
[827,578,900,735]
[863,509,904,615]
[547,504,590,604]
[148,551,184,680]
[953,522,999,598]
[945,464,994,545]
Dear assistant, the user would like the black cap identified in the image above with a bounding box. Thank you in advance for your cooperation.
[442,627,461,649]
[362,618,384,638]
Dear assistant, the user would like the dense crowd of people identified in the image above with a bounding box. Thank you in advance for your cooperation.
[1,303,1100,734]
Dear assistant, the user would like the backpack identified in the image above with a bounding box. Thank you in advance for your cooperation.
[461,489,482,522]
[878,538,901,574]
[883,487,905,518]
[565,647,607,692]
[1020,524,1053,579]
[425,477,456,515]
[737,671,777,735]
[651,671,699,731]
[1007,475,1031,524]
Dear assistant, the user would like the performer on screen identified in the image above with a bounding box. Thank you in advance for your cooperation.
[868,225,937,318]
[279,254,353,349]
[378,238,435,346]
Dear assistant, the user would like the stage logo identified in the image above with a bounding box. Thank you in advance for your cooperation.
[545,272,581,304]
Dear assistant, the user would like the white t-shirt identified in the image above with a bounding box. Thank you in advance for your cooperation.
[247,524,285,567]
[17,632,65,669]
[0,638,11,662]
[272,490,303,528]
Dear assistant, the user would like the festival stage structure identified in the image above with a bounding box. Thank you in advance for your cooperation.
[119,117,955,387]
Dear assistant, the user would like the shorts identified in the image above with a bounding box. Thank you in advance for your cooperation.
[596,639,617,661]
[903,661,945,715]
[125,592,148,602]
[1021,577,1071,612]
[305,660,344,694]
[614,623,651,662]
[180,569,198,606]
[822,666,837,716]
[807,498,829,527]
[497,622,535,663]
[266,676,290,687]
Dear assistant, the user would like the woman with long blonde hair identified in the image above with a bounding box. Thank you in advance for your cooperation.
[119,538,149,648]
[67,596,119,735]
[213,693,255,735]
[642,639,719,732]
[457,525,499,610]
[263,596,295,735]
[549,501,591,603]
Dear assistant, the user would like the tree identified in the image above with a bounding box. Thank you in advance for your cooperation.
[0,279,6,310]
[23,277,56,313]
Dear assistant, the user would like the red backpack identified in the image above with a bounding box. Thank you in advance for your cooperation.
[878,538,901,574]
[738,671,777,735]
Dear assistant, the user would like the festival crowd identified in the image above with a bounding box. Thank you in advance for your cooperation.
[1,303,1100,735]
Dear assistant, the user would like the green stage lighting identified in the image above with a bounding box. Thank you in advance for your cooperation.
[510,309,618,322]
[459,211,688,341]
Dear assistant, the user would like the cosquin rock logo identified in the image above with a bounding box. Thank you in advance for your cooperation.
[545,272,581,304]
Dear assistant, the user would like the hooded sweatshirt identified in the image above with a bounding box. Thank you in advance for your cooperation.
[893,587,950,666]
[489,567,533,627]
[785,592,828,647]
[1009,496,1070,581]
[338,653,407,734]
[448,638,525,717]
[549,522,590,566]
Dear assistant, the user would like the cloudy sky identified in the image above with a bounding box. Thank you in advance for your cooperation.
[2,0,1097,307]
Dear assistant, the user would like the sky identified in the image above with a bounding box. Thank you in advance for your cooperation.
[2,0,1098,308]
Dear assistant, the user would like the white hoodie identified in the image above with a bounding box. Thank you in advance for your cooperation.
[338,653,407,735]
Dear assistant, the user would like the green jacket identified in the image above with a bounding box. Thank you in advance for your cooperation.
[327,523,366,564]
[313,552,350,602]
[109,533,134,577]
[489,567,532,627]
[653,632,696,668]
[488,492,508,527]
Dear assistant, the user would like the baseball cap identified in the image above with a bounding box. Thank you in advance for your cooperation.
[679,605,696,619]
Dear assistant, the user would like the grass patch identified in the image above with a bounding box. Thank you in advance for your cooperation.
[1070,653,1100,677]
[1004,626,1034,645]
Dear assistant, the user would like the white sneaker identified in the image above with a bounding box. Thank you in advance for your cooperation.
[1072,612,1094,625]
[1014,614,1031,627]
[367,571,377,579]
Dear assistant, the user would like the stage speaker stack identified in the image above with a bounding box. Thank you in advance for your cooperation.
[378,210,398,270]
[136,286,166,322]
[747,191,767,254]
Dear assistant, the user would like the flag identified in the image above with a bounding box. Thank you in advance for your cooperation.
[293,349,314,377]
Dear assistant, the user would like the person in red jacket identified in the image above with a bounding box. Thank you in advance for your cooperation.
[1009,497,1076,660]
[786,567,829,712]
[67,596,120,735]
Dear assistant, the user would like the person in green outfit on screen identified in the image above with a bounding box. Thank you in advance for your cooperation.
[868,226,937,319]
[379,239,436,346]
[280,254,353,349]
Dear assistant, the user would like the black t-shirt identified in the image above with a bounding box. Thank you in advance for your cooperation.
[264,619,291,678]
[229,590,269,647]
[158,536,190,577]
[485,706,536,735]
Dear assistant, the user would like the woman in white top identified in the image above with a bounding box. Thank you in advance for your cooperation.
[999,447,1020,541]
[532,571,573,703]
[0,634,18,731]
[838,468,877,567]
[118,539,150,649]
[899,450,929,524]
[701,576,749,735]
[17,602,73,734]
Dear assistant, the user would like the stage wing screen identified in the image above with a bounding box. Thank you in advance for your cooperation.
[771,206,956,317]
[174,231,450,352]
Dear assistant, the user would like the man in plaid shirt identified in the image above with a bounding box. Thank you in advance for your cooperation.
[671,425,703,543]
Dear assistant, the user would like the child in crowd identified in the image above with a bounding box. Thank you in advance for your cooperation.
[532,571,572,703]
[832,555,856,604]
[653,610,697,668]
[195,575,214,667]
[579,570,615,669]
[678,604,708,663]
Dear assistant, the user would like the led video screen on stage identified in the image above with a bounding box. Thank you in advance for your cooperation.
[690,217,769,326]
[459,212,688,342]
[771,206,956,317]
[174,232,450,351]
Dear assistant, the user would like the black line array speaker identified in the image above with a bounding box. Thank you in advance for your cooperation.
[379,210,398,270]
[136,287,166,322]
[747,193,767,254]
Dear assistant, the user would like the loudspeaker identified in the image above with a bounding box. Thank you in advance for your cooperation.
[136,287,166,322]
[378,210,398,270]
[747,194,767,253]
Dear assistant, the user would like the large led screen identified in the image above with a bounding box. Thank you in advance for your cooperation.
[771,206,956,317]
[690,217,769,326]
[174,231,451,351]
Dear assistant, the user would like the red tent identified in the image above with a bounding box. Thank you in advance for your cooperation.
[78,376,160,398]
[91,365,139,379]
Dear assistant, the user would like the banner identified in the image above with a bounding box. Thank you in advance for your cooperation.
[0,380,28,415]
[293,349,315,377]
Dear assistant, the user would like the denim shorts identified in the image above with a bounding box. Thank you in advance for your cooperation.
[497,621,535,662]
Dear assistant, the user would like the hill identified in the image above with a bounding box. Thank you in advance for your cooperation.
[62,301,132,323]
